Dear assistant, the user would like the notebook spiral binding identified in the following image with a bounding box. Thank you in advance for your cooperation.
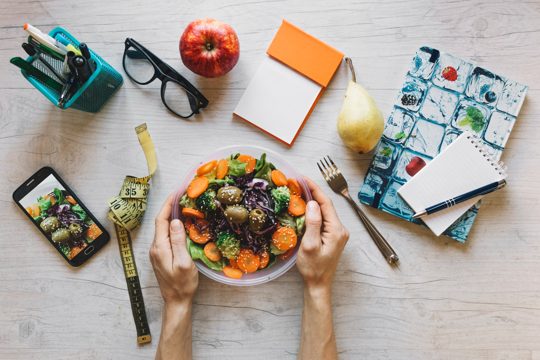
[465,133,507,178]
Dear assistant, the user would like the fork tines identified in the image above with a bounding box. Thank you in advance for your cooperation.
[317,155,339,180]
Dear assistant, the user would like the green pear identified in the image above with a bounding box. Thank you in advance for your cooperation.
[337,58,384,153]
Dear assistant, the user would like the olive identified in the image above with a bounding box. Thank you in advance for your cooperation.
[69,223,83,238]
[51,228,71,243]
[217,186,243,205]
[249,209,267,231]
[40,216,60,234]
[224,205,249,224]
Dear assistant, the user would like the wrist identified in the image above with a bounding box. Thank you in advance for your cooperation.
[164,299,192,318]
[304,283,332,304]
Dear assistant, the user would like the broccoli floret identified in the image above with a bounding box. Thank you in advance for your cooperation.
[271,186,290,213]
[195,189,217,212]
[277,213,296,230]
[179,194,196,209]
[277,213,305,236]
[216,232,241,259]
[295,215,306,236]
[208,177,234,187]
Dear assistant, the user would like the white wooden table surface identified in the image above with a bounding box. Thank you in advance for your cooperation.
[1,0,539,359]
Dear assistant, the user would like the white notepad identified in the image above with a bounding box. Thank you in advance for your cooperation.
[398,132,506,236]
[233,57,322,145]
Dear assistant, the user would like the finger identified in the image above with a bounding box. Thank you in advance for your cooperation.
[301,201,322,252]
[169,219,191,265]
[153,193,175,250]
[304,177,340,223]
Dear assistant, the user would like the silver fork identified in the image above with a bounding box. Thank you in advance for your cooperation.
[317,156,399,265]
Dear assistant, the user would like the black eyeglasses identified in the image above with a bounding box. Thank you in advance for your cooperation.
[122,38,209,118]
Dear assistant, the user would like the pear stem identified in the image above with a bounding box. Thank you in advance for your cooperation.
[345,57,356,83]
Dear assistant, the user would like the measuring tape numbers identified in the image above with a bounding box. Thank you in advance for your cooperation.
[107,123,157,345]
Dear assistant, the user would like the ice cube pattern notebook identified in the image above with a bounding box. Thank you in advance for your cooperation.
[398,132,507,236]
[359,46,527,242]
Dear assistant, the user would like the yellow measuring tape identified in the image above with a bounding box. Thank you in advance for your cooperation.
[108,123,157,344]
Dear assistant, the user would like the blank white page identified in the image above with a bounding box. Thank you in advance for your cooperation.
[398,132,505,236]
[233,57,322,145]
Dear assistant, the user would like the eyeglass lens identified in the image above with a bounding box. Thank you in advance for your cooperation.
[123,46,155,84]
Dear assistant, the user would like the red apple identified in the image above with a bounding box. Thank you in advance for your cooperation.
[180,18,240,78]
[405,156,426,177]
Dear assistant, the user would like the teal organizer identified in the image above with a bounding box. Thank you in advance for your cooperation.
[20,27,123,113]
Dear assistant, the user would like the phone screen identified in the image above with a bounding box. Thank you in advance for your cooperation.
[17,172,105,261]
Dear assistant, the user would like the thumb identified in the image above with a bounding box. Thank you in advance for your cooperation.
[170,219,189,262]
[301,201,322,253]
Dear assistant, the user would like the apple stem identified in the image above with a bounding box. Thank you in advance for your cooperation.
[345,57,356,83]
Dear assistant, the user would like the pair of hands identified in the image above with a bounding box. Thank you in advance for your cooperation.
[149,178,349,306]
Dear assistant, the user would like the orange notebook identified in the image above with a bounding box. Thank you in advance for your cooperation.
[233,20,343,146]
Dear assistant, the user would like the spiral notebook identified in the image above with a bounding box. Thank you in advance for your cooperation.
[398,132,507,236]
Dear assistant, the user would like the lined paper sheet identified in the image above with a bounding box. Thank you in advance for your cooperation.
[398,132,506,236]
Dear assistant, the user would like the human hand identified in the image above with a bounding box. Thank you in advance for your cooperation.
[296,178,349,294]
[149,194,199,307]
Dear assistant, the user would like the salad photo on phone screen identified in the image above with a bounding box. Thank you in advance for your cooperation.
[19,174,103,260]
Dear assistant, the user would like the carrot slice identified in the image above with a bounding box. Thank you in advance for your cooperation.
[27,203,40,217]
[187,219,212,244]
[223,266,243,279]
[87,223,102,241]
[216,159,229,179]
[237,249,260,273]
[271,170,288,186]
[196,160,217,176]
[278,248,295,261]
[238,154,256,173]
[287,178,302,196]
[272,227,297,251]
[204,242,222,262]
[65,195,77,205]
[187,176,209,198]
[182,207,205,219]
[259,251,270,269]
[44,194,57,205]
[229,257,239,269]
[69,245,86,259]
[288,195,306,216]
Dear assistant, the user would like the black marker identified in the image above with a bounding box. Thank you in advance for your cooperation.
[78,43,95,72]
[71,55,92,84]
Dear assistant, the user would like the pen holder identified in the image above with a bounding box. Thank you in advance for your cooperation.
[20,27,123,113]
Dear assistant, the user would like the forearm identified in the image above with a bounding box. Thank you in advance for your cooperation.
[156,301,193,360]
[298,286,337,360]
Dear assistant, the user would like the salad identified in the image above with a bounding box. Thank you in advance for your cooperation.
[179,153,307,279]
[25,188,102,260]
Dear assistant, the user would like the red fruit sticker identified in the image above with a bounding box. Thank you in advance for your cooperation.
[442,66,458,81]
[405,156,427,177]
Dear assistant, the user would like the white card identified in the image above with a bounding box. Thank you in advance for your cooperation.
[233,57,322,145]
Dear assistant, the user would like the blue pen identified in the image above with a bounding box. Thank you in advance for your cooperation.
[412,179,507,219]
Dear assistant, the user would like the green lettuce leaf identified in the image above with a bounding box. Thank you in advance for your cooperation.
[53,188,64,205]
[254,153,275,183]
[72,204,87,221]
[187,237,224,271]
[227,158,247,177]
[37,196,51,212]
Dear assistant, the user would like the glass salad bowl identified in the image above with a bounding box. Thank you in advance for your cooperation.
[171,145,312,286]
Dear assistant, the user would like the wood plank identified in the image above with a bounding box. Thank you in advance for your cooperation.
[1,0,539,358]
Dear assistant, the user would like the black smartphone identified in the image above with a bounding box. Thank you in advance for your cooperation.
[12,166,110,267]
